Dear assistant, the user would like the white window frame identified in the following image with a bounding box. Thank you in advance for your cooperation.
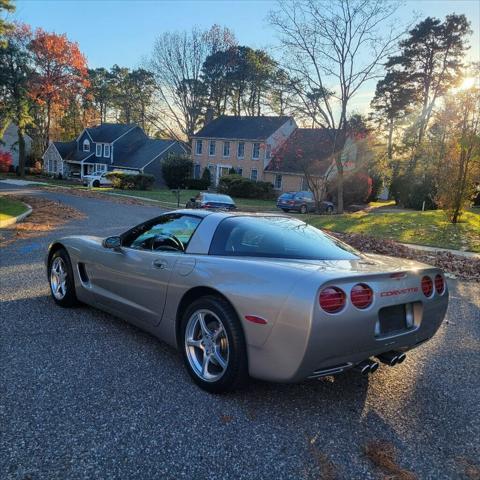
[274,174,283,190]
[195,139,203,155]
[104,144,111,158]
[250,168,258,181]
[223,141,230,158]
[83,139,90,152]
[95,144,102,157]
[95,164,107,173]
[209,140,216,156]
[265,144,271,160]
[252,142,260,160]
[237,142,245,159]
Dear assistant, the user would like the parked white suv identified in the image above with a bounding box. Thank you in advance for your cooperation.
[83,171,112,188]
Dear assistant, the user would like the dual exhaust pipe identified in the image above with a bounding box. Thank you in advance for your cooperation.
[354,351,406,375]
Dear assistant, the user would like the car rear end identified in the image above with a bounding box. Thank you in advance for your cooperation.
[200,194,236,211]
[276,192,297,211]
[249,260,448,382]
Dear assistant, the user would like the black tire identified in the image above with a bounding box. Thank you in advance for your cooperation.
[92,180,100,188]
[180,295,249,393]
[281,208,289,212]
[326,205,334,214]
[300,204,307,214]
[48,248,79,307]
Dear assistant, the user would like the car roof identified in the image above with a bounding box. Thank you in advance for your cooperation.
[173,208,292,220]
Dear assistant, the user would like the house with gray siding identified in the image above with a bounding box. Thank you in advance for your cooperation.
[42,123,187,186]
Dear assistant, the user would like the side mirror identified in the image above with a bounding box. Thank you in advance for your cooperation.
[103,236,122,249]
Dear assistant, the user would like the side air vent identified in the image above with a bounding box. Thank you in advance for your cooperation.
[77,263,90,284]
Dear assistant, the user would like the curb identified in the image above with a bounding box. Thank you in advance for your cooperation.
[0,202,32,228]
[400,242,480,259]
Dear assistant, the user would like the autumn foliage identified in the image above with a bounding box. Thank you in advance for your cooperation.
[0,151,13,173]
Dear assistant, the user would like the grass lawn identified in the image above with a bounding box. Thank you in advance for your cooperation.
[304,208,480,253]
[0,196,29,223]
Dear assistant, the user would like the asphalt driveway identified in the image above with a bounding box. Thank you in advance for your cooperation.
[1,184,479,480]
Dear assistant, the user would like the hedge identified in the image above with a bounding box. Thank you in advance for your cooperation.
[106,172,155,190]
[218,174,275,199]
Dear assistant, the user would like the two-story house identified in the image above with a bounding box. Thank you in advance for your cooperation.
[42,123,187,185]
[191,116,297,186]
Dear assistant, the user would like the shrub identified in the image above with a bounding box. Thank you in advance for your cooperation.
[218,174,275,199]
[0,151,13,173]
[328,172,372,206]
[106,172,155,190]
[161,155,193,188]
[390,172,437,210]
[201,167,212,188]
[185,178,209,190]
[366,174,383,202]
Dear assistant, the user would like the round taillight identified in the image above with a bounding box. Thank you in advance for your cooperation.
[421,276,433,297]
[351,283,373,309]
[434,274,445,294]
[319,286,346,313]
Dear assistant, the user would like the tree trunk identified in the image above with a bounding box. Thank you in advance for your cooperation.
[45,99,52,151]
[17,126,26,178]
[336,156,344,214]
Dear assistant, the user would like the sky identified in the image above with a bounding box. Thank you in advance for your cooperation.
[10,0,480,112]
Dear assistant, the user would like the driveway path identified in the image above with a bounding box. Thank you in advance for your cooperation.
[1,184,479,479]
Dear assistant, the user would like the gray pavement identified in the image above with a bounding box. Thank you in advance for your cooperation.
[1,184,479,480]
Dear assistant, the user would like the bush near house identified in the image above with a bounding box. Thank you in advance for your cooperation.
[106,172,155,190]
[201,167,212,188]
[0,151,13,173]
[218,174,275,200]
[329,172,372,206]
[390,171,437,210]
[185,178,210,190]
[161,155,193,189]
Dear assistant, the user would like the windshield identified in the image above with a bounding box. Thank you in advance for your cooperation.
[209,216,360,260]
[204,194,234,204]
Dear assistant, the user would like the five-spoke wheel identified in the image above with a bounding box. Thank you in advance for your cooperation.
[48,248,78,307]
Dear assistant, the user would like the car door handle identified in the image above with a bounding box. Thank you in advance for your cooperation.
[152,259,168,270]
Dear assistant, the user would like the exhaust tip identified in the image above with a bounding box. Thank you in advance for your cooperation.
[389,357,398,366]
[396,353,406,364]
[369,362,379,374]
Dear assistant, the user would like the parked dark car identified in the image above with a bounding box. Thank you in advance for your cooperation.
[277,191,334,214]
[186,192,236,211]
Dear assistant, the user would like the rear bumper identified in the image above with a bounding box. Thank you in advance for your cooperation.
[247,287,449,383]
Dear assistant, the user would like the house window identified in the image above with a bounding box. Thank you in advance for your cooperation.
[96,144,102,157]
[95,164,107,173]
[274,174,283,190]
[265,144,271,159]
[237,167,243,176]
[250,168,258,181]
[223,141,230,157]
[252,142,260,159]
[194,164,201,179]
[209,140,216,156]
[83,139,90,152]
[195,139,203,155]
[237,142,245,159]
[104,144,111,158]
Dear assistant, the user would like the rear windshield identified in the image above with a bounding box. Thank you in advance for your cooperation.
[209,216,360,260]
[204,194,234,203]
[279,193,294,200]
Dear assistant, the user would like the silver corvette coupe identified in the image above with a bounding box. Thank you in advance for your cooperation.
[46,210,449,393]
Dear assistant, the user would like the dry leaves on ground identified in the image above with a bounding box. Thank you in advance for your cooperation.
[363,441,416,480]
[330,231,480,282]
[0,195,85,246]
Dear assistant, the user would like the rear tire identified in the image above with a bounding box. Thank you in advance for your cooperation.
[300,204,307,214]
[326,205,333,214]
[48,248,79,307]
[92,180,100,188]
[281,208,289,212]
[180,295,249,393]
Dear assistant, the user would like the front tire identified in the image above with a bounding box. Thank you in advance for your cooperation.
[281,208,289,212]
[92,180,100,188]
[181,295,249,393]
[48,248,78,307]
[300,204,307,214]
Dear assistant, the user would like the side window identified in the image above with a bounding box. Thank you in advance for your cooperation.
[126,215,202,251]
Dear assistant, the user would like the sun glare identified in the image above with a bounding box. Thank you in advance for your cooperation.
[458,77,477,90]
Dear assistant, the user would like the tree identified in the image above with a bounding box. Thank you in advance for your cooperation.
[269,0,402,213]
[201,167,211,187]
[0,0,15,47]
[86,67,114,123]
[161,154,193,188]
[432,74,480,223]
[387,15,471,168]
[0,23,33,177]
[149,25,236,139]
[28,29,89,149]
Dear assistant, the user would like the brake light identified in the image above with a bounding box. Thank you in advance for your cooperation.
[350,283,373,309]
[434,274,445,294]
[319,286,346,313]
[421,276,433,297]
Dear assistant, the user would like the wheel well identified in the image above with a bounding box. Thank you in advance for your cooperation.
[175,286,239,348]
[47,242,66,266]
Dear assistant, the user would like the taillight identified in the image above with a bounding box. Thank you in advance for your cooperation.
[350,283,373,309]
[421,276,433,297]
[319,286,346,313]
[434,274,445,294]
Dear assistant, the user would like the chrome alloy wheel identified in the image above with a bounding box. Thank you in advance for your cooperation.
[184,309,229,382]
[50,256,68,300]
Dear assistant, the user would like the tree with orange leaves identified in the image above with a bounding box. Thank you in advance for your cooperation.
[28,29,89,149]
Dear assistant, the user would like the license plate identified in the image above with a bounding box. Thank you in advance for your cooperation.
[378,304,407,335]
